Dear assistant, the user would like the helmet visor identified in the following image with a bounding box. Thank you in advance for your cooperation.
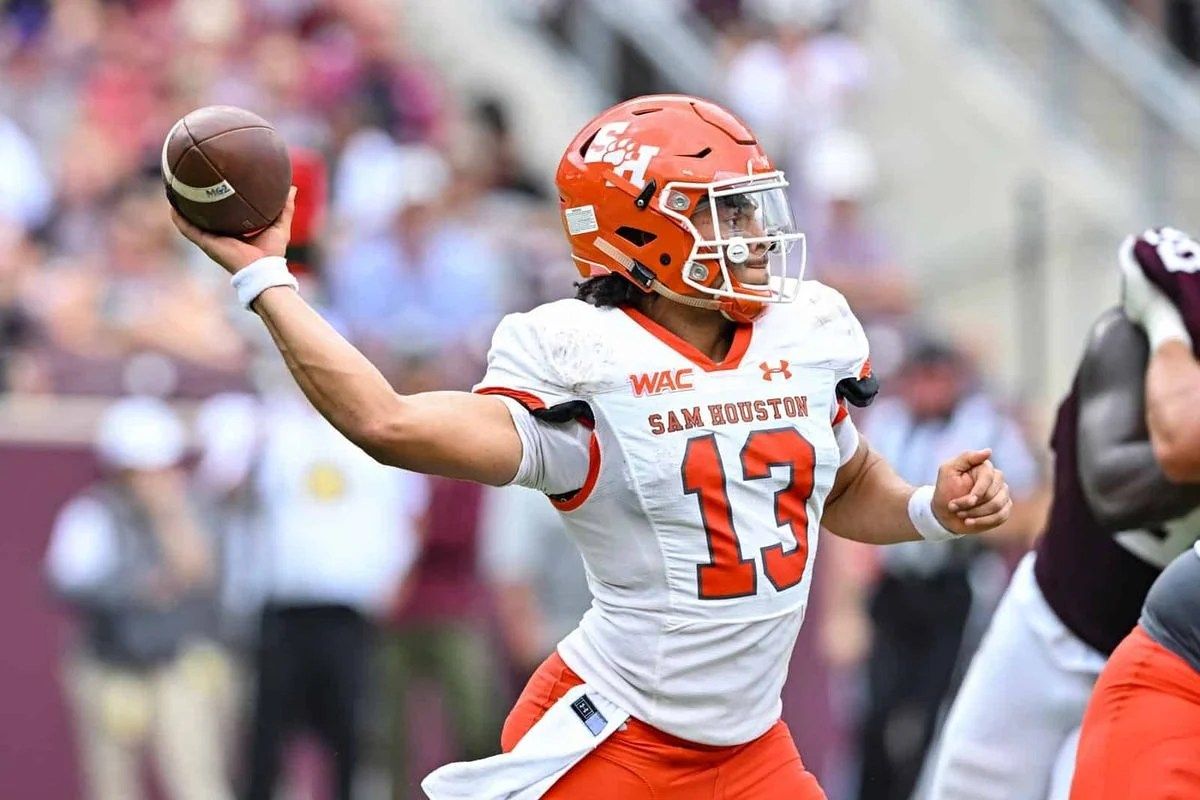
[663,173,806,304]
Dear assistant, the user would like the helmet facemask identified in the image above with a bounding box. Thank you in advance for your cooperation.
[660,171,806,308]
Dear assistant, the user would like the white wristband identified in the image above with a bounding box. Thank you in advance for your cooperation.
[230,256,298,310]
[908,484,961,542]
[1144,297,1193,352]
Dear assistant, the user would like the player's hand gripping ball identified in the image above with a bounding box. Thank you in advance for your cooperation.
[161,106,292,237]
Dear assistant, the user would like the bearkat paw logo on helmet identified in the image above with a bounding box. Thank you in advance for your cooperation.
[602,138,638,166]
[584,122,660,190]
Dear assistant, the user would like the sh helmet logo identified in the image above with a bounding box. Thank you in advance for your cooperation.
[583,122,660,190]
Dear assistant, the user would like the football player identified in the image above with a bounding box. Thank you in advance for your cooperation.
[1069,229,1200,799]
[170,95,1011,800]
[1070,550,1200,798]
[927,228,1200,800]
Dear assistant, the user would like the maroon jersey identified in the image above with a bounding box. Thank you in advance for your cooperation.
[1033,384,1163,655]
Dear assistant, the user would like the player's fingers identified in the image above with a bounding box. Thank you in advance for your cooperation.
[956,483,1009,519]
[960,470,1008,513]
[272,186,297,231]
[957,468,1005,512]
[947,449,992,473]
[966,461,997,503]
[963,497,1013,530]
[169,207,202,241]
[948,460,995,510]
[169,208,223,256]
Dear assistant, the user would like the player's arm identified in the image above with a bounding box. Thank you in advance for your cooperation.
[170,190,522,486]
[822,437,1011,545]
[1076,310,1200,527]
[1119,233,1200,483]
[1143,340,1200,483]
[254,286,521,483]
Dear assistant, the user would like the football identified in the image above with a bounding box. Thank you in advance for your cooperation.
[161,105,292,237]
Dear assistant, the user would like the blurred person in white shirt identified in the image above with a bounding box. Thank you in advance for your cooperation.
[802,130,913,327]
[45,396,233,800]
[722,0,869,193]
[479,485,592,680]
[197,378,427,800]
[0,113,51,232]
[327,142,506,356]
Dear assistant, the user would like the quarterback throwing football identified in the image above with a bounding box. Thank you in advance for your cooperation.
[171,95,1011,799]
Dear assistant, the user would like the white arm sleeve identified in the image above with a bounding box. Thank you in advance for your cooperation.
[812,282,871,466]
[498,396,591,497]
[834,413,861,465]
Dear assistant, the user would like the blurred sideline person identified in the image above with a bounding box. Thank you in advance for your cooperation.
[928,228,1200,800]
[1069,228,1200,798]
[193,392,270,657]
[45,396,233,800]
[171,94,1012,800]
[479,484,592,680]
[845,341,1041,800]
[379,475,501,800]
[802,130,913,329]
[361,352,503,800]
[199,385,427,800]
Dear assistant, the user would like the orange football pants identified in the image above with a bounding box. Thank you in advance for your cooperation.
[501,652,826,799]
[1071,625,1200,800]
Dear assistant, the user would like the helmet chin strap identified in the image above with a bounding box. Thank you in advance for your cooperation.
[649,281,725,310]
[593,236,726,312]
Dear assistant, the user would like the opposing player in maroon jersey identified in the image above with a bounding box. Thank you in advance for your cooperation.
[928,228,1200,800]
[1070,228,1200,799]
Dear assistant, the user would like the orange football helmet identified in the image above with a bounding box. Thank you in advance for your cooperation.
[556,95,805,322]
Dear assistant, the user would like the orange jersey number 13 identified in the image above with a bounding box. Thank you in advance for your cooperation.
[682,429,815,600]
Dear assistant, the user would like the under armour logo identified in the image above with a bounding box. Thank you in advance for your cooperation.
[570,694,608,737]
[760,361,792,381]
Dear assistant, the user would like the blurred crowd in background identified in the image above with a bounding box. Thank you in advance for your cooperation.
[19,0,1200,798]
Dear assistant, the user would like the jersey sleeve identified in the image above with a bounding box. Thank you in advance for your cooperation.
[474,306,596,498]
[814,284,874,463]
[828,291,874,397]
[474,309,583,413]
[500,396,593,496]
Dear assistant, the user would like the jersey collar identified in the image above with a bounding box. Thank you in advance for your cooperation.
[620,306,753,372]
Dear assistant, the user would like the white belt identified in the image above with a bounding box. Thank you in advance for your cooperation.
[422,684,630,800]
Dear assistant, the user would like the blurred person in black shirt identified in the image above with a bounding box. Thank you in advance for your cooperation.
[844,340,1042,800]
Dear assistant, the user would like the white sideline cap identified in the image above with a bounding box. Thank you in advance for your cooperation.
[95,396,186,471]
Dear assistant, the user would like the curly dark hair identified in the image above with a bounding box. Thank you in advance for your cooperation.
[574,274,649,309]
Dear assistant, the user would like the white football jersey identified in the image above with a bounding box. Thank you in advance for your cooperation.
[475,281,870,746]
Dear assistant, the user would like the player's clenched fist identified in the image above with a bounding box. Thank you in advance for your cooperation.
[932,449,1012,534]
